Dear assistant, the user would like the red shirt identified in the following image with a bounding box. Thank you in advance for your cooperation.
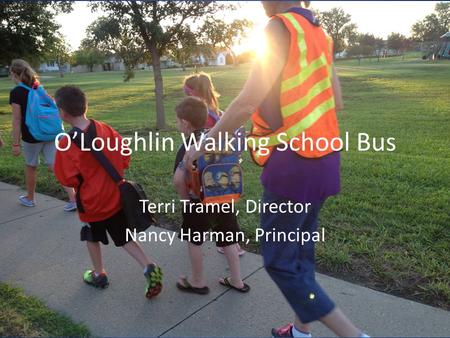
[54,120,130,222]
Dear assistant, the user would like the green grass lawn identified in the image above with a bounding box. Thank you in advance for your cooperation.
[0,283,89,336]
[0,56,449,309]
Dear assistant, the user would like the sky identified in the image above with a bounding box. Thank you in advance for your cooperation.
[56,1,439,52]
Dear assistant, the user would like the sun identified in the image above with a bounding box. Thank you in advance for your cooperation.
[249,27,268,60]
[233,25,268,61]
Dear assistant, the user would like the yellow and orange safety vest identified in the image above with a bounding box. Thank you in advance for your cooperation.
[249,11,339,166]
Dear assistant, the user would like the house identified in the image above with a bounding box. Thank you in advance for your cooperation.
[39,61,59,72]
[160,56,177,69]
[103,55,125,71]
[210,52,227,66]
[196,51,228,66]
[39,61,71,73]
[335,50,348,59]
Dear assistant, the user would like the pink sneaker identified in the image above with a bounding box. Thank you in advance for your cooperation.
[271,323,294,337]
[271,323,312,337]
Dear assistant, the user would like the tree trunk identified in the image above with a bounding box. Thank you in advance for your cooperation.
[227,47,238,66]
[58,63,64,78]
[128,1,165,129]
[232,51,238,66]
[150,43,165,130]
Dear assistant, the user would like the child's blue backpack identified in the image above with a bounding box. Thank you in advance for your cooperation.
[189,128,245,204]
[18,83,64,142]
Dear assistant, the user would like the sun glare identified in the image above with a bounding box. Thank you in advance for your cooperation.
[250,28,268,60]
[234,25,268,61]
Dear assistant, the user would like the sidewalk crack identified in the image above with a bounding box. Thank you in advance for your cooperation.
[157,266,264,337]
[0,204,64,226]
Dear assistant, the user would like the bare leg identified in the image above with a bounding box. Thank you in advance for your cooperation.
[237,243,245,254]
[122,241,153,268]
[294,317,312,335]
[179,242,207,288]
[48,165,75,202]
[86,241,105,273]
[25,165,37,201]
[63,186,76,202]
[320,307,361,337]
[221,243,244,288]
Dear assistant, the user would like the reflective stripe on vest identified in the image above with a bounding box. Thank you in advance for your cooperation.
[248,11,339,166]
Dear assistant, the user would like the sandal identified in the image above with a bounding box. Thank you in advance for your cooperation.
[176,276,210,295]
[217,246,246,256]
[219,277,250,293]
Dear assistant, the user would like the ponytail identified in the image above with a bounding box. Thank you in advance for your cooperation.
[10,59,39,88]
[183,72,220,115]
[197,73,220,115]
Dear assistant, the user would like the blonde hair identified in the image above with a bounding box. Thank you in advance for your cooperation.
[184,72,220,115]
[10,59,39,87]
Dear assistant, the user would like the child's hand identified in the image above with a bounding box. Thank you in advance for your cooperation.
[12,145,21,156]
[184,147,203,170]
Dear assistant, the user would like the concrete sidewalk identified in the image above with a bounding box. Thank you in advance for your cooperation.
[0,181,449,337]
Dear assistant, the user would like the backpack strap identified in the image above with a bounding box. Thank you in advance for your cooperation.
[17,83,32,91]
[208,109,220,123]
[70,120,124,184]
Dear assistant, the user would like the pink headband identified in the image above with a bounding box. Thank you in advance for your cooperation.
[184,84,198,97]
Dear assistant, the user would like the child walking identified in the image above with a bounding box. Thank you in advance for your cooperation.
[183,72,245,256]
[173,96,250,294]
[53,85,163,299]
[9,59,76,211]
[183,72,221,128]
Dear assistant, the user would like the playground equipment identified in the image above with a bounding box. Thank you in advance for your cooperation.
[438,32,450,59]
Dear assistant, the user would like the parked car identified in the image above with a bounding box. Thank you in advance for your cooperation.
[0,66,8,77]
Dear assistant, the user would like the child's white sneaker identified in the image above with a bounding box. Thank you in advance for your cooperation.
[18,195,35,207]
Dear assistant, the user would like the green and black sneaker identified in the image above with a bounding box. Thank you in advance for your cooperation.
[83,270,109,289]
[144,264,163,299]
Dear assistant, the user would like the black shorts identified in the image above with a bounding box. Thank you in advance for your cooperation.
[178,200,241,247]
[81,209,131,247]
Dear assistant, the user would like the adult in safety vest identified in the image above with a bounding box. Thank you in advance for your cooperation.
[186,2,369,337]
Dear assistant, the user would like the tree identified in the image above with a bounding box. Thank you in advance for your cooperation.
[89,2,232,130]
[435,2,450,30]
[0,2,72,66]
[412,2,449,53]
[316,7,358,54]
[45,34,71,77]
[201,18,252,65]
[347,33,384,59]
[168,26,199,71]
[387,33,409,54]
[73,45,105,72]
[84,16,147,81]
